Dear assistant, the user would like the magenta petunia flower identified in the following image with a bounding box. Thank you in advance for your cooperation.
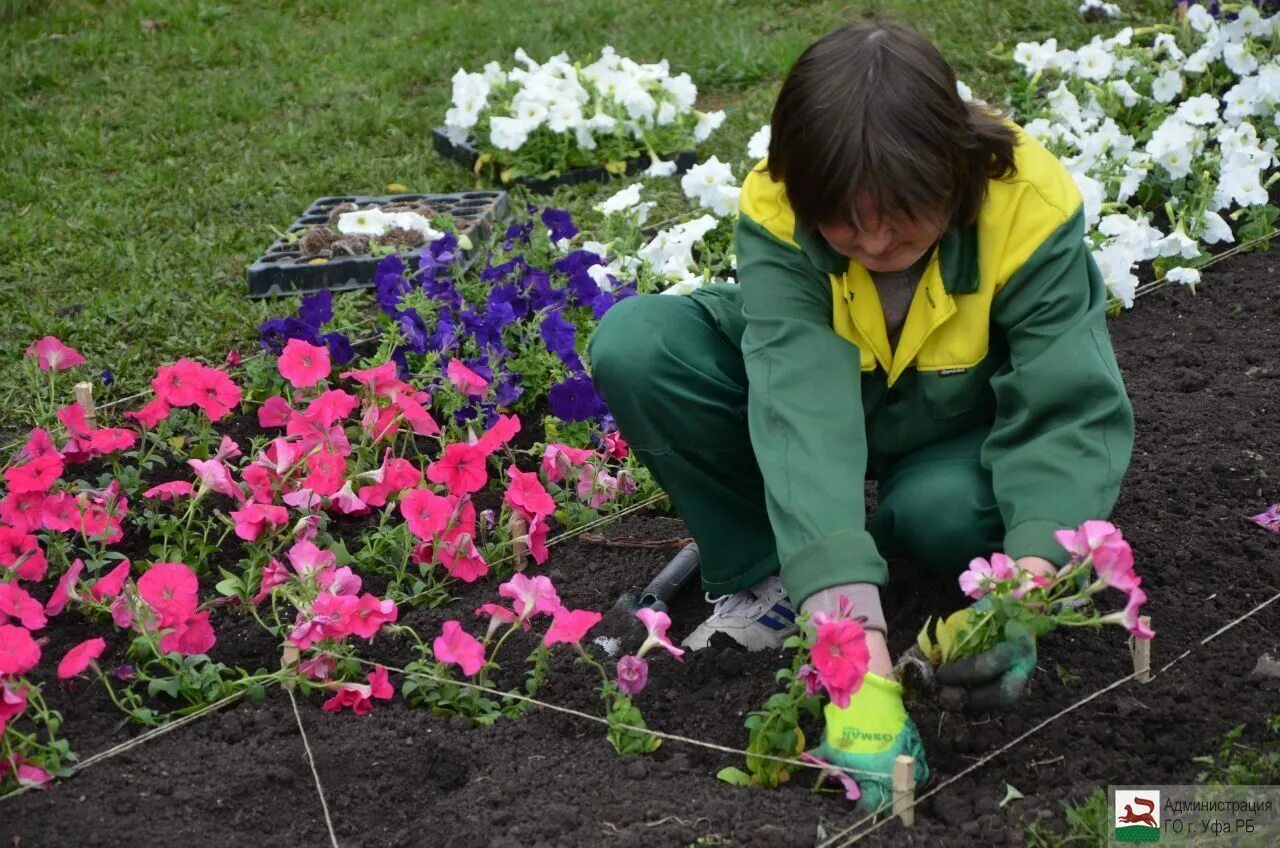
[475,414,521,456]
[427,442,488,496]
[340,361,400,396]
[1053,520,1119,562]
[142,481,196,501]
[1,491,47,534]
[26,336,85,372]
[504,466,556,517]
[123,396,172,429]
[499,573,561,621]
[543,607,602,648]
[616,654,649,695]
[44,558,85,616]
[475,603,519,639]
[321,665,394,715]
[257,395,293,428]
[0,624,40,676]
[524,511,550,565]
[158,610,216,656]
[446,359,489,398]
[213,435,242,462]
[304,450,347,497]
[0,583,46,631]
[193,367,242,421]
[88,561,131,601]
[438,532,489,583]
[137,562,199,629]
[399,488,456,540]
[57,637,106,679]
[348,594,398,640]
[603,431,629,459]
[1250,504,1280,533]
[252,559,290,604]
[0,527,47,582]
[393,394,441,437]
[278,339,331,389]
[229,502,289,542]
[635,608,685,661]
[810,615,869,709]
[434,620,486,677]
[305,389,359,429]
[799,752,861,802]
[4,453,65,495]
[1,680,28,733]
[151,359,205,408]
[187,458,246,503]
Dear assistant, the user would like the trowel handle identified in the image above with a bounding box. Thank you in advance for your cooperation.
[637,542,700,610]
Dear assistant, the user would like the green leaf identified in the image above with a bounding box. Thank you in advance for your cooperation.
[1000,783,1024,808]
[716,766,755,787]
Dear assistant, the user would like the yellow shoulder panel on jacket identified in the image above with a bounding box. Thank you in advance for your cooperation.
[739,160,801,249]
[980,126,1083,289]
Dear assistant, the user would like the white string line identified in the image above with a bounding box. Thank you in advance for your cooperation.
[1132,227,1280,300]
[0,687,258,803]
[331,654,895,781]
[288,686,341,848]
[819,587,1280,848]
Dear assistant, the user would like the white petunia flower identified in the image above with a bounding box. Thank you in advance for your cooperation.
[1177,93,1221,125]
[587,264,616,292]
[656,102,678,126]
[1109,79,1141,107]
[644,159,679,178]
[583,240,610,260]
[1164,267,1201,287]
[681,156,740,217]
[1047,82,1084,127]
[1234,6,1272,38]
[1151,69,1184,103]
[956,79,975,102]
[1201,211,1235,244]
[1075,43,1115,81]
[1153,34,1185,62]
[1184,47,1213,74]
[1185,3,1215,32]
[1071,172,1106,229]
[660,72,698,110]
[660,269,712,296]
[547,101,583,133]
[1051,49,1079,74]
[597,184,644,214]
[1217,165,1269,206]
[1013,40,1057,74]
[1145,117,1201,179]
[1156,230,1200,259]
[337,207,391,236]
[1092,244,1139,308]
[693,110,726,143]
[1222,77,1263,124]
[1098,213,1164,259]
[1223,41,1259,77]
[747,124,771,160]
[637,215,720,276]
[489,116,534,151]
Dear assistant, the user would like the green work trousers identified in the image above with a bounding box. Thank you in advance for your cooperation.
[587,289,1005,597]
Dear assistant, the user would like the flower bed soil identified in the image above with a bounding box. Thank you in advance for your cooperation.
[5,251,1280,847]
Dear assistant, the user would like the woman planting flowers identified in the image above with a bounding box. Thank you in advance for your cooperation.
[589,21,1134,809]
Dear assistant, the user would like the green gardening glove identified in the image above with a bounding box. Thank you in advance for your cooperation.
[812,672,930,815]
[935,617,1037,712]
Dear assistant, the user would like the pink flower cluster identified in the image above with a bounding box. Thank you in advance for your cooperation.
[614,607,684,696]
[807,596,870,708]
[282,539,400,651]
[540,439,633,509]
[959,553,1050,601]
[1054,521,1155,640]
[126,358,243,426]
[26,337,85,373]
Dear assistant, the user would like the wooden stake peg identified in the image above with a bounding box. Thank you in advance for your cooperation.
[74,381,96,427]
[510,514,529,573]
[1133,617,1152,683]
[893,754,916,827]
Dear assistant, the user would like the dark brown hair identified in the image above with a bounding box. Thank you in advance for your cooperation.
[768,21,1017,231]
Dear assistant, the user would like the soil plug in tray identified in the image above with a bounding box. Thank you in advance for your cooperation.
[432,128,697,194]
[246,191,509,298]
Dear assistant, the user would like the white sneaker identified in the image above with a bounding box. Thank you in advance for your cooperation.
[680,575,797,652]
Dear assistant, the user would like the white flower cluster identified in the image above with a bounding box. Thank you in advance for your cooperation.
[681,156,741,217]
[336,207,443,240]
[1079,0,1120,20]
[1013,6,1280,306]
[442,47,723,160]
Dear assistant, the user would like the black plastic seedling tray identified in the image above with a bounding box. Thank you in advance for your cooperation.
[246,191,509,298]
[432,128,697,194]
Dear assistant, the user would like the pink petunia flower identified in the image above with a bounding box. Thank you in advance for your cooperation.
[340,361,400,396]
[137,562,199,628]
[1091,533,1139,593]
[158,610,216,656]
[286,540,336,576]
[1249,504,1280,533]
[1053,520,1120,563]
[57,637,106,679]
[123,397,172,429]
[110,594,133,629]
[635,608,685,660]
[616,654,649,695]
[0,583,46,631]
[187,458,246,503]
[1,491,47,534]
[438,532,489,583]
[475,603,519,639]
[303,450,347,497]
[499,573,561,621]
[958,553,1018,600]
[475,414,520,455]
[799,752,862,802]
[213,435,242,462]
[543,607,602,648]
[0,758,53,790]
[539,443,595,484]
[434,620,485,677]
[45,558,86,616]
[193,368,242,421]
[305,390,359,429]
[576,467,618,508]
[143,481,196,501]
[0,624,40,675]
[1100,585,1156,640]
[257,395,293,428]
[151,359,205,408]
[427,443,488,496]
[0,527,47,582]
[1,680,28,733]
[446,359,489,397]
[505,466,556,517]
[26,336,85,372]
[356,451,421,507]
[252,559,290,604]
[347,594,398,640]
[87,560,131,601]
[299,654,335,680]
[393,394,441,437]
[278,339,331,389]
[602,431,629,459]
[4,453,65,495]
[329,480,368,516]
[524,511,550,565]
[229,502,289,542]
[321,665,394,715]
[809,612,870,709]
[399,488,457,540]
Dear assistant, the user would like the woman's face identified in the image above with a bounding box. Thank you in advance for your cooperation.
[817,194,947,273]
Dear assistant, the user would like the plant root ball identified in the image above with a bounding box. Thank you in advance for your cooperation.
[299,226,337,256]
[326,202,358,226]
[329,235,371,257]
[375,227,427,250]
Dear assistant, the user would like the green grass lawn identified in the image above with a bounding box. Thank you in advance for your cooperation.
[0,0,1170,441]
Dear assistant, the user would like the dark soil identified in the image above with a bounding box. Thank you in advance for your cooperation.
[5,252,1280,848]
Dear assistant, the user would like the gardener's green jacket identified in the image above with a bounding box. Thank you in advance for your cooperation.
[725,124,1134,605]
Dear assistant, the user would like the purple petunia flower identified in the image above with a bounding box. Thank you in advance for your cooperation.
[541,208,579,243]
[482,255,529,283]
[427,310,458,352]
[259,317,322,353]
[398,308,429,354]
[493,372,524,408]
[100,370,114,386]
[375,255,411,316]
[488,283,530,320]
[324,332,355,365]
[566,272,601,307]
[539,312,577,360]
[548,374,605,423]
[591,290,616,320]
[553,249,604,277]
[504,220,533,250]
[298,290,334,329]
